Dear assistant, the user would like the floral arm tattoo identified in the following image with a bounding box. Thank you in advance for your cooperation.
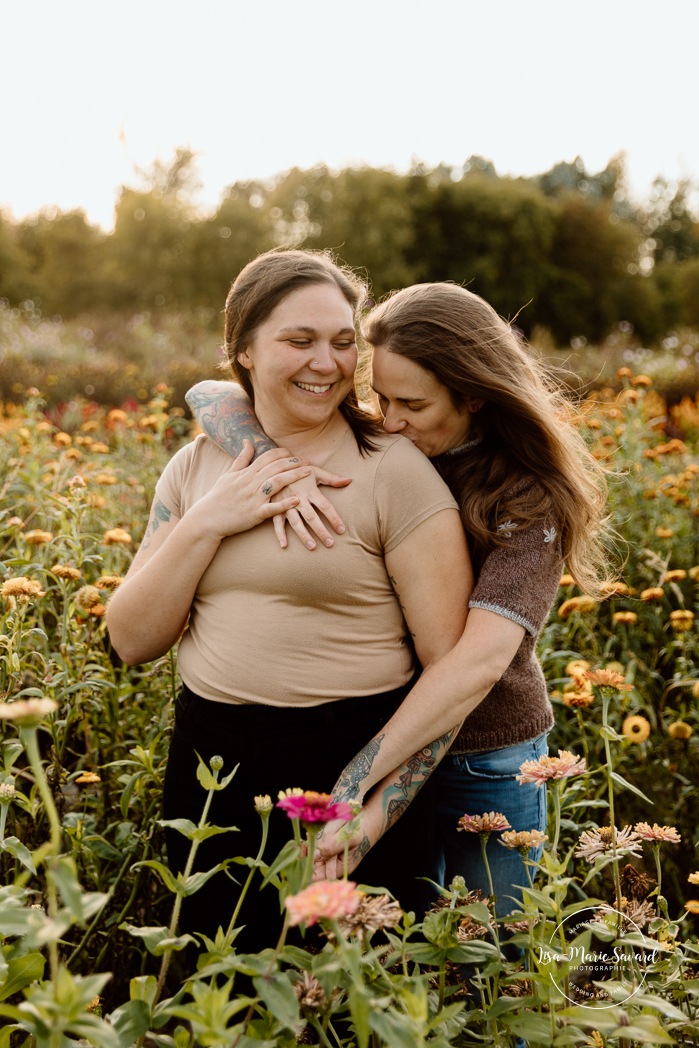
[344,727,459,863]
[185,381,276,458]
[333,735,386,803]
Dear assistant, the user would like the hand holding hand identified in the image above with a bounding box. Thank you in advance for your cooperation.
[271,466,352,550]
[196,442,314,539]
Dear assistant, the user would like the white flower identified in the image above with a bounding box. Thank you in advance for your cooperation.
[497,520,517,538]
[543,527,557,543]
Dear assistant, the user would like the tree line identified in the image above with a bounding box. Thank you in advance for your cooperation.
[1,149,698,344]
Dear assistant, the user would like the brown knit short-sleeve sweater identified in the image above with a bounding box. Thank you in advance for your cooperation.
[448,479,563,754]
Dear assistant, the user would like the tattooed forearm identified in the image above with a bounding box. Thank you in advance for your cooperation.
[349,834,372,867]
[333,734,385,802]
[375,726,459,836]
[139,499,171,552]
[186,382,276,458]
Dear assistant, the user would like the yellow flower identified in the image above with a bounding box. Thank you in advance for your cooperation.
[693,682,699,700]
[631,374,652,387]
[102,528,132,545]
[1,576,46,600]
[663,569,687,583]
[684,900,699,914]
[559,574,575,587]
[668,721,693,740]
[557,596,598,619]
[75,586,104,614]
[95,575,123,590]
[75,771,102,785]
[613,611,638,625]
[640,587,664,602]
[562,691,595,708]
[600,581,632,597]
[107,409,129,424]
[90,442,110,454]
[94,473,118,485]
[689,566,699,581]
[688,872,699,885]
[654,527,674,539]
[622,715,651,743]
[670,610,695,632]
[24,529,54,545]
[51,565,82,581]
[53,431,72,446]
[565,659,591,677]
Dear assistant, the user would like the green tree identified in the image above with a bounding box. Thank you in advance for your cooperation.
[405,171,557,330]
[104,149,201,312]
[537,194,646,342]
[0,209,33,305]
[15,209,106,316]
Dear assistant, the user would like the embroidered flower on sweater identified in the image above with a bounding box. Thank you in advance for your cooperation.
[497,520,517,537]
[543,527,557,543]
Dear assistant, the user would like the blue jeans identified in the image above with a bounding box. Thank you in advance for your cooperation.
[435,733,548,917]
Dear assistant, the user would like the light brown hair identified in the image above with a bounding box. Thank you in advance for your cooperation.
[364,282,611,595]
[222,248,381,452]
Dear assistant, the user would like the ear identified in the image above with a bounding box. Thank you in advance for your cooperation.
[237,348,253,370]
[466,398,484,414]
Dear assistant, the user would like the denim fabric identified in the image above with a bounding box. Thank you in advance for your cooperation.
[435,732,548,917]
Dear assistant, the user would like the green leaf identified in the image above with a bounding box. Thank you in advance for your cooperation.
[252,972,300,1031]
[0,837,36,874]
[119,923,198,956]
[52,857,108,924]
[0,951,45,1002]
[133,859,185,895]
[107,999,151,1045]
[610,769,653,803]
[260,839,302,887]
[158,817,198,838]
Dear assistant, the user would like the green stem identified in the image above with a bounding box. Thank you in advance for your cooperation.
[21,726,62,983]
[601,694,623,913]
[225,814,270,938]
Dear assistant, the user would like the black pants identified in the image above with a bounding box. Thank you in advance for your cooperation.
[163,681,438,954]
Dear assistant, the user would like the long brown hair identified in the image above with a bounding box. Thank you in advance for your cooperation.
[364,282,611,595]
[222,248,381,453]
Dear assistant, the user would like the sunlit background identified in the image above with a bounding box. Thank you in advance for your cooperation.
[3,0,698,229]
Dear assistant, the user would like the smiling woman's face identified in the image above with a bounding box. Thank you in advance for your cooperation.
[371,344,475,458]
[236,282,358,434]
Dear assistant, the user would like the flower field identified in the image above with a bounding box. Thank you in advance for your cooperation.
[0,375,697,1046]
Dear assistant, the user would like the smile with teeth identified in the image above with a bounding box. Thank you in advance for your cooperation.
[295,381,333,393]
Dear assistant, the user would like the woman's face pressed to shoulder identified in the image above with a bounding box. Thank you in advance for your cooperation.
[236,283,358,433]
[371,344,475,458]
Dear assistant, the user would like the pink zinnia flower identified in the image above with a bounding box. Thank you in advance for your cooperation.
[634,822,681,844]
[276,790,353,825]
[457,811,511,834]
[285,879,362,927]
[517,749,586,787]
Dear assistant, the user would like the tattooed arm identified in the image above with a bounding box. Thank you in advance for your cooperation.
[185,381,276,457]
[314,609,527,873]
[186,380,352,550]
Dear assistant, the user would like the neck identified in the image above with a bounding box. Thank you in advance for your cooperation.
[258,409,350,463]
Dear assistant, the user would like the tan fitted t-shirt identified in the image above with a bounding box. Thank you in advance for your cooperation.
[155,427,458,706]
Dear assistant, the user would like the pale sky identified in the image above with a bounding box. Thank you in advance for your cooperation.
[2,0,698,231]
